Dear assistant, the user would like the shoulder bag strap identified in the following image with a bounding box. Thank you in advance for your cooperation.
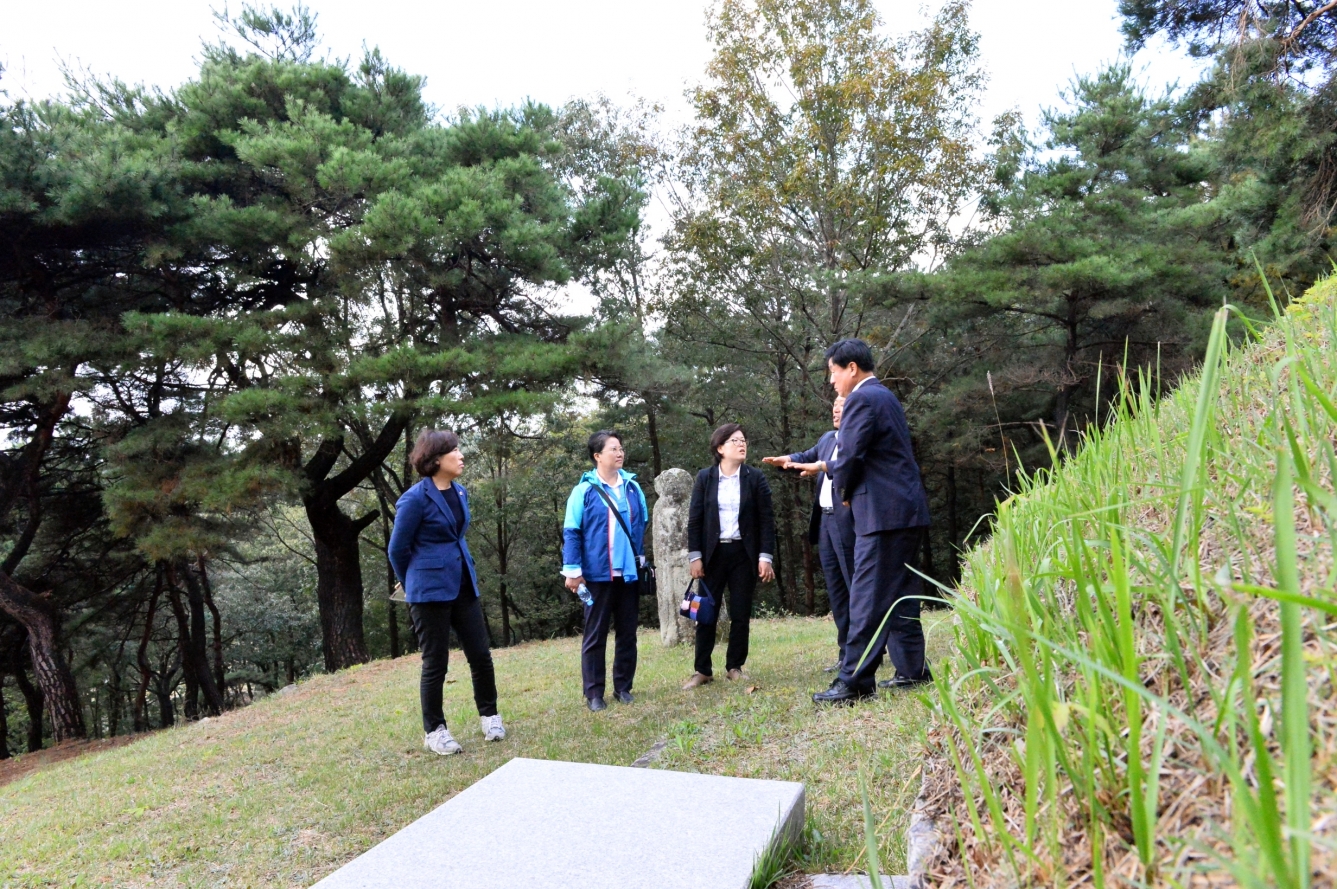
[592,481,643,558]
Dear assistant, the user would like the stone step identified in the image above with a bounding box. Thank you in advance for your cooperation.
[311,757,805,889]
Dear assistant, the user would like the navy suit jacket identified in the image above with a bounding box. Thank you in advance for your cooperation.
[789,430,841,545]
[828,378,930,534]
[387,478,481,604]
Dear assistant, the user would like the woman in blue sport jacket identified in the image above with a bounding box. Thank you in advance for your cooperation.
[561,430,649,712]
[389,429,505,756]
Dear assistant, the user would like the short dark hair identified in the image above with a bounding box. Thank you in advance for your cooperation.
[588,430,622,461]
[410,429,460,477]
[710,423,745,464]
[825,338,875,372]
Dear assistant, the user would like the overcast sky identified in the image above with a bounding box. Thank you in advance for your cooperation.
[6,0,1203,129]
[4,1,1205,298]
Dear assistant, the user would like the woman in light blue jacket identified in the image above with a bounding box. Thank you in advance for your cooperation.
[561,430,649,712]
[389,428,505,755]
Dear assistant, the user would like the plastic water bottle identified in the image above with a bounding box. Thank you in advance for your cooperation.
[576,583,594,607]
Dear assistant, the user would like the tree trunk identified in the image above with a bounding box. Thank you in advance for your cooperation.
[775,352,798,610]
[299,414,410,671]
[153,662,177,728]
[499,584,512,647]
[166,583,199,721]
[0,676,10,759]
[645,397,663,478]
[197,557,227,700]
[178,563,224,715]
[1056,294,1081,452]
[946,464,960,583]
[496,515,512,647]
[386,590,401,660]
[106,663,122,737]
[921,527,936,589]
[305,500,373,672]
[802,538,815,615]
[375,482,402,660]
[135,572,162,732]
[14,666,44,752]
[0,576,84,743]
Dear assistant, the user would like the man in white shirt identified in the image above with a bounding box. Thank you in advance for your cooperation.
[764,397,853,673]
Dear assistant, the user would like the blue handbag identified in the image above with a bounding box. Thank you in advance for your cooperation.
[678,578,716,624]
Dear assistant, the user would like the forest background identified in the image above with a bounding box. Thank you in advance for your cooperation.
[2,0,1332,750]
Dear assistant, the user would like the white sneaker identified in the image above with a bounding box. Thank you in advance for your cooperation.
[424,725,463,755]
[481,714,506,741]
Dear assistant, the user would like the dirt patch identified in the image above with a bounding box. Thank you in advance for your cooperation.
[0,735,143,788]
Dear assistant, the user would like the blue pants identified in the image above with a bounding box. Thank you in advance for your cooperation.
[819,508,855,664]
[839,527,929,688]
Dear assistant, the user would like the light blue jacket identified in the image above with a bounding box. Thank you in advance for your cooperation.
[561,469,648,584]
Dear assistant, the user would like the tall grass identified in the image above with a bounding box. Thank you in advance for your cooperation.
[927,281,1337,886]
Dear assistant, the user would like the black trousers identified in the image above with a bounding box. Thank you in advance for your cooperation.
[410,588,498,733]
[694,541,757,676]
[819,509,855,665]
[839,527,930,689]
[581,578,638,700]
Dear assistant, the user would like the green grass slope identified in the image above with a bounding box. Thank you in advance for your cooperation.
[1,616,949,887]
[924,280,1337,887]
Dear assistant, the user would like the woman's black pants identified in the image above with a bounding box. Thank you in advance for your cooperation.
[581,578,638,700]
[694,541,756,676]
[410,590,498,733]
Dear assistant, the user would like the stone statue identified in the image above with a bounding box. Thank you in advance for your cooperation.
[652,468,695,647]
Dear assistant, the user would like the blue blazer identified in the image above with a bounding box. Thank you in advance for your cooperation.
[789,430,846,545]
[387,478,481,604]
[828,378,930,534]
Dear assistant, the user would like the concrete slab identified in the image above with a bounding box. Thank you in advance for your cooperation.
[312,757,805,889]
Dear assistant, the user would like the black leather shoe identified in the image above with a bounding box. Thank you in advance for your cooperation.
[812,679,873,705]
[822,661,841,673]
[877,674,933,691]
[614,690,634,704]
[587,696,607,711]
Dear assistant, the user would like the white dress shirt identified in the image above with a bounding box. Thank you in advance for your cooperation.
[819,439,839,508]
[717,468,742,540]
[688,466,772,564]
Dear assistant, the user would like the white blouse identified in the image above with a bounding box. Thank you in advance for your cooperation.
[717,468,741,540]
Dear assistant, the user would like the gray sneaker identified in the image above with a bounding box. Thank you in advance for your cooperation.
[424,725,463,755]
[481,714,506,742]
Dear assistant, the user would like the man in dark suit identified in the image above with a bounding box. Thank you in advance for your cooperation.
[764,396,854,672]
[790,339,932,704]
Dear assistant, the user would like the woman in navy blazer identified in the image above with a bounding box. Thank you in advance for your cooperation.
[388,429,505,756]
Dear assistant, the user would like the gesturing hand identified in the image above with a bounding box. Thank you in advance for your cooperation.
[785,461,823,478]
[760,456,789,467]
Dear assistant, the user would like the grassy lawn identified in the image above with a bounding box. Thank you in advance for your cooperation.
[0,613,951,887]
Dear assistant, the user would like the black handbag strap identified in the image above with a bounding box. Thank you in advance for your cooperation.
[591,480,644,558]
[682,577,712,601]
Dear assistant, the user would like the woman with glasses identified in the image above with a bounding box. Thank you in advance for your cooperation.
[682,423,777,689]
[561,430,650,711]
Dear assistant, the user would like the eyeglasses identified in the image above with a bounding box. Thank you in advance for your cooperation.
[601,446,625,454]
[725,436,747,445]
